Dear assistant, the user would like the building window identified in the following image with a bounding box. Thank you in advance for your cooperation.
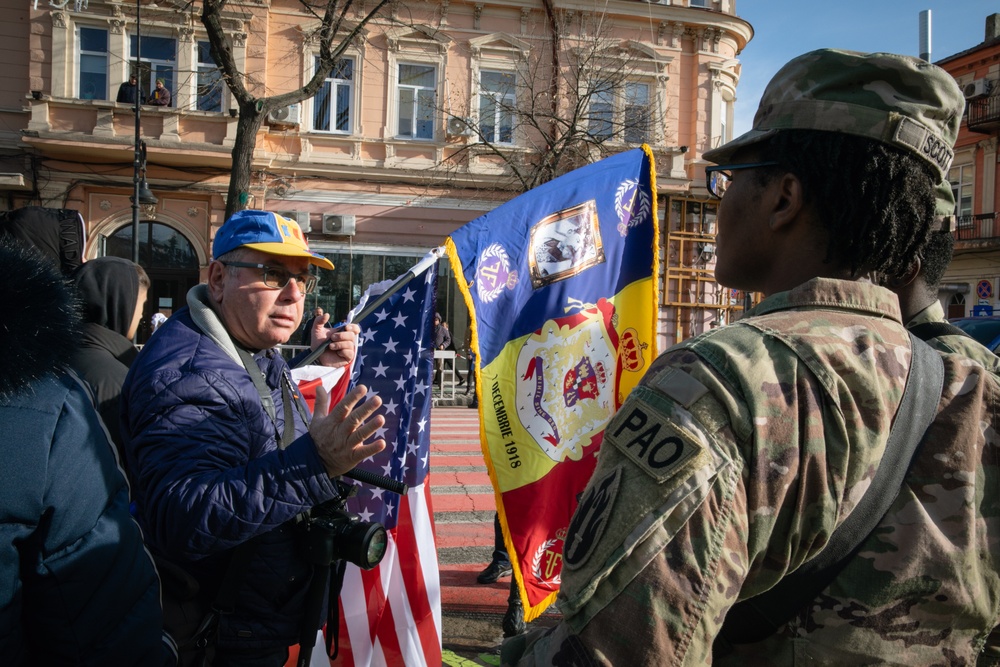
[689,0,709,6]
[623,82,651,144]
[950,163,973,217]
[589,82,652,144]
[130,34,177,105]
[196,41,223,112]
[589,86,615,140]
[313,57,353,133]
[479,70,515,144]
[397,64,436,139]
[78,27,108,100]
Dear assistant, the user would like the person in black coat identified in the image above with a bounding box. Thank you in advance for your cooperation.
[70,256,150,458]
[117,74,146,105]
[0,237,175,666]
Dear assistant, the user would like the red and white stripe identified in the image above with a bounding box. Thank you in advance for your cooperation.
[329,478,441,667]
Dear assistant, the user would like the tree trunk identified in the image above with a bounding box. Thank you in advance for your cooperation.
[225,107,266,220]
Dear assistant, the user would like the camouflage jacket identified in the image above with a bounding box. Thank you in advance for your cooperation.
[502,278,1000,666]
[907,301,1000,375]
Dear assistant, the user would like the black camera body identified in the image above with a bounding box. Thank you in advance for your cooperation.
[299,480,388,570]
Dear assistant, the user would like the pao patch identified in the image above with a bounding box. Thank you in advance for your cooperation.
[606,391,705,484]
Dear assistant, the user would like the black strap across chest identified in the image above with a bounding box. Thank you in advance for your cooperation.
[717,333,945,646]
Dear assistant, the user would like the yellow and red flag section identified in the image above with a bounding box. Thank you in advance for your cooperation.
[444,147,659,620]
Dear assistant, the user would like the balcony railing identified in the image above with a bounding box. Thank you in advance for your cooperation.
[967,95,1000,134]
[954,213,999,241]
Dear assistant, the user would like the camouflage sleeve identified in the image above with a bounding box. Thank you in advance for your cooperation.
[502,353,750,666]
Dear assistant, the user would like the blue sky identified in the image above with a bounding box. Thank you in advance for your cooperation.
[732,1,995,135]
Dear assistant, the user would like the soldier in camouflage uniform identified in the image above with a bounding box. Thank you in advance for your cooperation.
[501,49,1000,666]
[894,184,1000,374]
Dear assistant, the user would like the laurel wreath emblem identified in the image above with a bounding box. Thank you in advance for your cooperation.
[615,179,652,237]
[531,539,562,588]
[477,243,512,304]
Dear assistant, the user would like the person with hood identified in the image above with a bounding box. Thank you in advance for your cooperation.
[0,206,85,276]
[0,236,175,665]
[70,256,149,457]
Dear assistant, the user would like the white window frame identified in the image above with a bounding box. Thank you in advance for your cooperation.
[950,163,974,218]
[129,33,177,106]
[395,62,437,140]
[51,13,246,107]
[478,69,516,145]
[587,78,656,145]
[196,40,224,113]
[77,25,109,101]
[311,56,355,134]
[623,81,652,144]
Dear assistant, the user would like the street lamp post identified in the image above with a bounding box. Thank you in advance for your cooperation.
[130,0,156,265]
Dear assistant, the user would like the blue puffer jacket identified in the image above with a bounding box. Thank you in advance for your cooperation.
[121,285,339,650]
[0,238,173,666]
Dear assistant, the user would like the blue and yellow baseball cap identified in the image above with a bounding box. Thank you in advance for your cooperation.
[213,210,334,270]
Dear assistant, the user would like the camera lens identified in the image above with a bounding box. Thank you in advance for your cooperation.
[336,521,388,570]
[366,527,388,567]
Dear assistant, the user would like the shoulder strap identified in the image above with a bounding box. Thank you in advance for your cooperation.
[909,320,973,342]
[718,333,944,645]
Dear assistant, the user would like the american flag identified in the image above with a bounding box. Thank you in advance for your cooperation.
[329,256,442,667]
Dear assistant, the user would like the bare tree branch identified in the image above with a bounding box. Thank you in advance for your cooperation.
[202,0,395,218]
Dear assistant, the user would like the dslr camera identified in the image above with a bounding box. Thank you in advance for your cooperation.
[299,481,387,570]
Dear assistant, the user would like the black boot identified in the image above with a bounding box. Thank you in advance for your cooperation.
[476,559,512,584]
[503,579,526,637]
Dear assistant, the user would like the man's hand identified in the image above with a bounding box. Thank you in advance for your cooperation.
[311,315,360,368]
[309,384,385,478]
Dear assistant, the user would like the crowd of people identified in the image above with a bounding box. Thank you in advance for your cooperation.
[2,46,1000,667]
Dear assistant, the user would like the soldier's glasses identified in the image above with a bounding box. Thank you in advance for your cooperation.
[705,162,780,199]
[221,261,318,294]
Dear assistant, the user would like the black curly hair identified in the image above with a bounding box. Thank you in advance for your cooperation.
[752,130,938,283]
[920,230,955,289]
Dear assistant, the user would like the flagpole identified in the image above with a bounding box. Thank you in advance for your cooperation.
[295,246,445,368]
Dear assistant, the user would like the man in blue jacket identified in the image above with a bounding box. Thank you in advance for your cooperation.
[121,210,386,666]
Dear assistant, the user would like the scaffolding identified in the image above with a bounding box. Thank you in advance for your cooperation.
[659,196,755,350]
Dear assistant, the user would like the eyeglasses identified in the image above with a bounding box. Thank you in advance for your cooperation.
[705,161,781,199]
[221,261,318,294]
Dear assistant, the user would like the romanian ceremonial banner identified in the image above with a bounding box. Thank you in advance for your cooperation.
[329,254,442,667]
[445,147,659,620]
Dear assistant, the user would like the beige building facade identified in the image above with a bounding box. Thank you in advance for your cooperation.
[3,0,750,345]
[937,14,1000,320]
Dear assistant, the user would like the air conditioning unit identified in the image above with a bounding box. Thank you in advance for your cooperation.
[964,78,989,100]
[268,104,301,126]
[446,116,473,137]
[322,213,356,236]
[274,211,311,233]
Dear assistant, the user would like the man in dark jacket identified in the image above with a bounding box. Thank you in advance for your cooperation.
[0,237,174,666]
[121,210,386,666]
[70,256,149,458]
[432,312,451,385]
[117,74,146,105]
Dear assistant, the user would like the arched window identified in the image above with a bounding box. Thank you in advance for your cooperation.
[105,221,200,341]
[105,221,198,269]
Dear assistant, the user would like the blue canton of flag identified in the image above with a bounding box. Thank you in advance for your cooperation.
[344,267,437,529]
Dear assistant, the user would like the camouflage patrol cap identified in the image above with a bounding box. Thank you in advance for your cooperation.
[704,48,964,181]
[935,179,956,232]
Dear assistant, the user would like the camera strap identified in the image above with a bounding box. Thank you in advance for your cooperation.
[717,333,944,646]
[235,346,308,449]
